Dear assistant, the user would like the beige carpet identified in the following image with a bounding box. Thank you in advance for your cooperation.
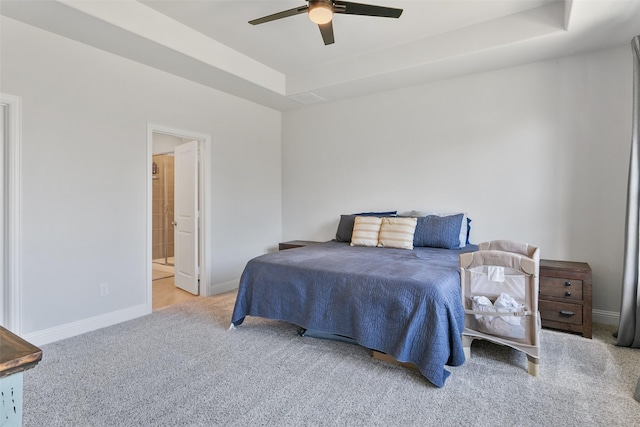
[23,291,640,426]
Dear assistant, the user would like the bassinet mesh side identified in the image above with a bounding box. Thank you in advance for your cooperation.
[460,246,540,355]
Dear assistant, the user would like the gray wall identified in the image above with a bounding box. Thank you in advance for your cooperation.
[1,16,282,340]
[282,45,632,322]
[2,14,632,342]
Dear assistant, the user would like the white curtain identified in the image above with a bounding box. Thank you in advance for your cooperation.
[617,36,640,348]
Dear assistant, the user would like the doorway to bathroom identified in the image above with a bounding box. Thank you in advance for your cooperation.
[148,125,212,312]
[151,149,178,311]
[151,151,175,274]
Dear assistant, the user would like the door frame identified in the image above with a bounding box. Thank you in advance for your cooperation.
[1,93,22,333]
[146,124,212,313]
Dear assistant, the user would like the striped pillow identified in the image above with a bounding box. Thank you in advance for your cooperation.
[377,217,418,250]
[350,216,382,247]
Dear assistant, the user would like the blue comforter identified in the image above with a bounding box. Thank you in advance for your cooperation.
[231,241,477,387]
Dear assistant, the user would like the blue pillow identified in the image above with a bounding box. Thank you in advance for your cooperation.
[335,211,397,242]
[413,214,465,249]
[336,215,357,242]
[355,211,397,217]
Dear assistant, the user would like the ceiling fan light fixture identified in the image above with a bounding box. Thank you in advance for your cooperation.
[308,1,333,25]
[249,0,403,45]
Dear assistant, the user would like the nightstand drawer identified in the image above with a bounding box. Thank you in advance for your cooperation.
[539,276,583,301]
[539,300,583,325]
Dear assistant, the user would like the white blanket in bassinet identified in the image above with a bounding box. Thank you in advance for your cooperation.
[471,293,525,339]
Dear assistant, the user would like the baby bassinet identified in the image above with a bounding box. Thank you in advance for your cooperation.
[459,240,541,375]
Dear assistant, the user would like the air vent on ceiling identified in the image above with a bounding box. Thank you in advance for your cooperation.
[288,92,326,105]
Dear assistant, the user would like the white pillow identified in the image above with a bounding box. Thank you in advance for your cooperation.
[401,210,468,248]
[350,216,382,247]
[378,217,417,250]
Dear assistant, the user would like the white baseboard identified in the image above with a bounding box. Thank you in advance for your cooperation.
[22,304,148,347]
[592,309,619,326]
[22,281,239,346]
[209,279,239,295]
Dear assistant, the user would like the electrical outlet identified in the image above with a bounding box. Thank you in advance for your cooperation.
[99,283,109,297]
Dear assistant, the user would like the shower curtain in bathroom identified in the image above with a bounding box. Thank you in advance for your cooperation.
[617,35,640,349]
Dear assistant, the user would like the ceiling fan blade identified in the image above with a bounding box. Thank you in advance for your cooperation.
[249,5,308,25]
[318,21,335,45]
[334,1,403,18]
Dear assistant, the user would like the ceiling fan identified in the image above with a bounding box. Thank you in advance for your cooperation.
[249,0,403,45]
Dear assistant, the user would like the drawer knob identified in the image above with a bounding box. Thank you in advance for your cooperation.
[565,291,572,296]
[559,310,575,317]
[565,281,572,287]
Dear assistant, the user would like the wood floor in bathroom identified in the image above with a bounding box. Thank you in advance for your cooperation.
[152,275,198,310]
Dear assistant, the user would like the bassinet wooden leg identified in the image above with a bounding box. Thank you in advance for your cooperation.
[527,355,539,376]
[462,335,473,360]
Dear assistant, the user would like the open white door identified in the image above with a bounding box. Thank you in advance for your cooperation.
[174,140,199,295]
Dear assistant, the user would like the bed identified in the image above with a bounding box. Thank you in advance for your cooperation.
[231,237,478,387]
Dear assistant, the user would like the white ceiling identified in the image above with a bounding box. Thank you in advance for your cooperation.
[140,0,555,74]
[2,0,640,111]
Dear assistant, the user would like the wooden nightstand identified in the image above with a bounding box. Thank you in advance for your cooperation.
[278,240,322,250]
[1,326,42,425]
[539,259,592,338]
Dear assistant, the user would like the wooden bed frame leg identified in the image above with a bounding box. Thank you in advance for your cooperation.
[527,355,539,376]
